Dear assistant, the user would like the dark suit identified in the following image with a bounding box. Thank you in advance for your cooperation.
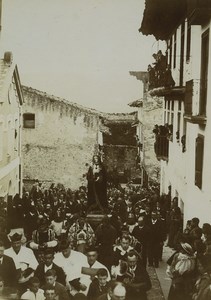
[0,255,17,287]
[97,294,109,300]
[127,265,151,300]
[35,262,66,286]
[87,278,109,300]
[148,219,165,267]
[132,225,150,268]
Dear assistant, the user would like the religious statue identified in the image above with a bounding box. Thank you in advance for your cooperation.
[87,155,108,213]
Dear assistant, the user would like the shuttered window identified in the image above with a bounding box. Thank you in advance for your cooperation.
[195,135,204,189]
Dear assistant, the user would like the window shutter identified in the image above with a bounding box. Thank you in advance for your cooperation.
[195,135,204,189]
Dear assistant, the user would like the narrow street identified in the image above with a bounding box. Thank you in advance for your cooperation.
[0,1,211,300]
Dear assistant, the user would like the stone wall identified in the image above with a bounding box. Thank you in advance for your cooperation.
[22,87,100,190]
[143,94,163,183]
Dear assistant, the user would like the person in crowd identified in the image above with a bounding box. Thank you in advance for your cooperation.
[78,246,111,296]
[29,215,58,252]
[113,235,134,266]
[35,249,66,287]
[23,204,39,241]
[50,208,66,240]
[193,253,211,300]
[53,240,87,295]
[116,224,140,253]
[132,216,150,268]
[95,215,117,271]
[97,281,127,300]
[113,196,127,223]
[43,269,69,300]
[167,198,182,248]
[20,276,45,300]
[68,214,95,253]
[87,268,109,300]
[126,213,138,234]
[0,240,17,288]
[167,242,196,300]
[148,211,166,268]
[4,232,38,290]
[126,250,151,300]
[44,284,57,300]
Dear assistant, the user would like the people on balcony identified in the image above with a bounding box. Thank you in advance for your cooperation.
[148,51,175,90]
[153,124,173,160]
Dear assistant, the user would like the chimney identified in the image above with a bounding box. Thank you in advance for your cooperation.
[4,51,13,64]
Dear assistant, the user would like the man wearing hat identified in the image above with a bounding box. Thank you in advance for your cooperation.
[167,242,196,300]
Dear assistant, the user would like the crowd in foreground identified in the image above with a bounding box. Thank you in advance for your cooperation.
[0,181,210,300]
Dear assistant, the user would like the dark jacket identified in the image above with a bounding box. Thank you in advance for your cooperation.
[35,262,66,286]
[0,254,17,287]
[87,278,109,300]
[97,294,110,300]
[127,265,151,300]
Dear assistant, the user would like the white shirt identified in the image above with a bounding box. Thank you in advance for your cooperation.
[20,288,45,300]
[53,250,87,282]
[4,246,38,270]
[44,264,53,273]
[79,260,111,296]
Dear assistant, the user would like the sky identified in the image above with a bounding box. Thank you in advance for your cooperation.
[0,0,158,113]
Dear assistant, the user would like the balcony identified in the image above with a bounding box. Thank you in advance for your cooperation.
[148,51,185,98]
[187,0,211,25]
[184,79,207,125]
[153,124,172,161]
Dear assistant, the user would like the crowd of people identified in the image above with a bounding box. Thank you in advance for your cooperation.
[0,179,210,300]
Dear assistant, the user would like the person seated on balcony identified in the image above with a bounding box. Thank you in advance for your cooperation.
[164,64,175,88]
[147,64,156,90]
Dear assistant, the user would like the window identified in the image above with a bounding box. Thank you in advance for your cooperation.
[23,113,35,129]
[180,22,185,86]
[186,23,191,62]
[195,135,204,189]
[200,29,209,115]
[173,31,177,68]
[0,122,3,161]
[7,121,13,156]
[169,37,173,68]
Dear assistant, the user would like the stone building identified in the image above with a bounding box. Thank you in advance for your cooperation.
[101,112,140,184]
[22,87,139,190]
[22,87,101,190]
[128,72,163,186]
[140,0,211,224]
[0,52,24,200]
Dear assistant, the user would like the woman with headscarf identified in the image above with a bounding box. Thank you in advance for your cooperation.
[167,242,196,300]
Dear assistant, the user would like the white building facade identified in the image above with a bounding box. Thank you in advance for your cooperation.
[141,0,211,224]
[0,52,23,201]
